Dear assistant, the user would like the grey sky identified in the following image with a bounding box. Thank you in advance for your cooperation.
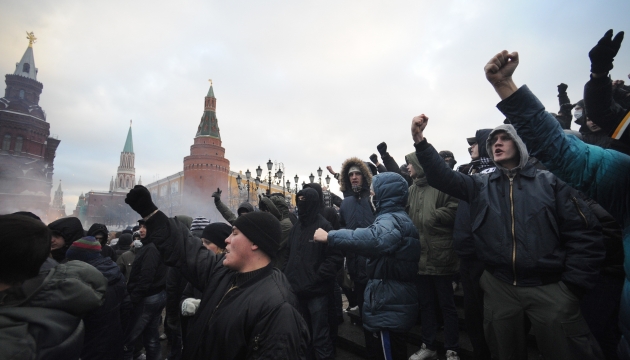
[1,0,629,210]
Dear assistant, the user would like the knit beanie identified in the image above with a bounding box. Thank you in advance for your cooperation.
[66,236,102,261]
[118,233,133,247]
[232,212,281,259]
[201,222,232,250]
[191,216,210,233]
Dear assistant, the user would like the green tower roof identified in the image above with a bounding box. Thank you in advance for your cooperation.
[123,124,133,153]
[207,84,215,97]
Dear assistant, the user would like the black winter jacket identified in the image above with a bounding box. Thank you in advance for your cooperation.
[81,255,131,360]
[165,266,188,331]
[127,241,167,304]
[146,211,310,360]
[284,188,342,298]
[414,125,605,293]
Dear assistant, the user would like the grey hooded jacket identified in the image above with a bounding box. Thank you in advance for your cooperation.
[413,124,605,293]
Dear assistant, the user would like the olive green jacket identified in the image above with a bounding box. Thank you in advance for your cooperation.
[405,152,459,275]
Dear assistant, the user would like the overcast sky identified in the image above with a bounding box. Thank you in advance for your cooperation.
[1,0,629,211]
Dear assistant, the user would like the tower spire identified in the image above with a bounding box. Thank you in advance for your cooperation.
[14,32,38,80]
[196,80,220,138]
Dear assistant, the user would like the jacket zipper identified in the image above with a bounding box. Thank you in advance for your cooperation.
[208,283,238,322]
[571,197,589,227]
[509,175,517,286]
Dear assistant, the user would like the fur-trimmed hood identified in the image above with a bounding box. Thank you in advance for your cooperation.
[339,157,373,193]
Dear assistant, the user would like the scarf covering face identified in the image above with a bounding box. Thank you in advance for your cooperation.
[296,188,320,226]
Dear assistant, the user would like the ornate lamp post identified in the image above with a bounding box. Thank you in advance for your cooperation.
[317,167,323,184]
[309,173,315,183]
[325,174,331,187]
[266,159,273,195]
[285,179,290,196]
[236,169,258,202]
[294,174,299,194]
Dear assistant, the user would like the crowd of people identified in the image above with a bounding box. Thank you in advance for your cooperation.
[1,29,630,360]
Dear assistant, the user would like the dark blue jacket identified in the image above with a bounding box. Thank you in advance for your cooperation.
[82,255,131,360]
[328,172,420,333]
[414,124,605,292]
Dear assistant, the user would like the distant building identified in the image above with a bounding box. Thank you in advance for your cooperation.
[0,32,60,218]
[75,123,138,228]
[48,180,66,221]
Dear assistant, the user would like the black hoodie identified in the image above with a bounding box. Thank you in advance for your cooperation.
[87,223,117,262]
[303,183,340,230]
[48,217,84,263]
[283,188,342,298]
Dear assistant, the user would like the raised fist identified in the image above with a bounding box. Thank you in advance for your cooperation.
[369,153,378,164]
[411,114,429,144]
[125,185,157,218]
[376,142,387,155]
[326,166,336,175]
[589,29,624,74]
[484,50,519,87]
[211,188,222,203]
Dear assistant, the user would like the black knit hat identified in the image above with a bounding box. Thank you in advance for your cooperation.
[201,222,232,250]
[232,212,281,258]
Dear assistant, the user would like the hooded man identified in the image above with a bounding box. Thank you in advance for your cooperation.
[47,216,84,263]
[283,188,342,360]
[0,214,107,360]
[259,194,293,269]
[124,185,310,359]
[411,111,605,359]
[88,223,117,262]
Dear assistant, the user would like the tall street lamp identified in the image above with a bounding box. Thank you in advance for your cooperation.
[236,169,259,203]
[309,173,315,183]
[266,159,273,195]
[317,167,323,184]
[294,174,299,194]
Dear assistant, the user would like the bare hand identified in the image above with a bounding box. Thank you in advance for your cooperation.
[313,228,329,243]
[484,50,519,99]
[411,114,429,144]
[326,166,336,175]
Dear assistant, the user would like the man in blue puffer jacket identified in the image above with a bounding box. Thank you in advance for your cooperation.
[314,172,420,360]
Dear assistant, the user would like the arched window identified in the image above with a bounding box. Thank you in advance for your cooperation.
[2,135,10,151]
[14,137,22,153]
[19,90,24,99]
[22,63,30,74]
[126,178,130,188]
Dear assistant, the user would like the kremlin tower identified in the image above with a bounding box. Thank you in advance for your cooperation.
[183,81,230,216]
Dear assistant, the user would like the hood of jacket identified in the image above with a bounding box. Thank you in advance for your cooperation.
[372,172,409,215]
[405,152,429,187]
[303,183,325,210]
[86,256,124,285]
[296,188,320,225]
[486,124,529,173]
[475,128,493,158]
[237,202,255,215]
[48,217,84,245]
[175,215,193,230]
[339,157,373,193]
[259,196,283,220]
[86,223,108,239]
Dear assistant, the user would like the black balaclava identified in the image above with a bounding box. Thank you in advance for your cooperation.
[296,188,320,226]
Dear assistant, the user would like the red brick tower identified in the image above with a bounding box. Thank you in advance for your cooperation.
[0,32,60,219]
[183,81,230,218]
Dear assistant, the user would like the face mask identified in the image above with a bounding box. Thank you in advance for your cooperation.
[574,110,583,120]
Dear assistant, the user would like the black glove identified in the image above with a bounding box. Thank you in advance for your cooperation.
[376,142,387,155]
[125,185,157,218]
[211,188,222,203]
[589,29,624,74]
[557,83,568,95]
[369,153,378,164]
